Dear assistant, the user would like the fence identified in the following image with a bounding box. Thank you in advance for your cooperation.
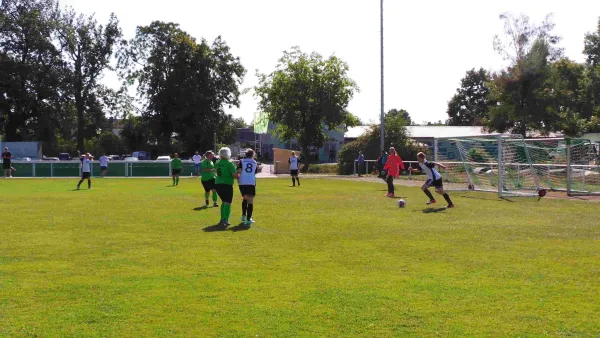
[7,161,199,178]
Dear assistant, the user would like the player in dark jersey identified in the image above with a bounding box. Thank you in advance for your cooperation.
[409,152,454,208]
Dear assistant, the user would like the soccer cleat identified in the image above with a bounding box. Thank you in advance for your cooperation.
[205,200,209,206]
[213,202,219,207]
[241,215,247,223]
[446,204,455,208]
[426,200,437,205]
[245,220,254,227]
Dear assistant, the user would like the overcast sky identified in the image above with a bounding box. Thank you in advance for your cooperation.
[59,0,600,125]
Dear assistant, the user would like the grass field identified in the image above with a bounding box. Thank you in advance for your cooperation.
[1,178,599,337]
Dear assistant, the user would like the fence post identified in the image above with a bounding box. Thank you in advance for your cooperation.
[32,162,36,177]
[497,135,503,197]
[366,161,369,175]
[353,160,356,175]
[547,164,551,189]
[124,162,128,177]
[566,138,572,196]
[91,162,94,177]
[433,138,438,163]
[168,160,172,177]
[50,162,54,177]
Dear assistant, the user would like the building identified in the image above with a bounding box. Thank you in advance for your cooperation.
[234,123,345,162]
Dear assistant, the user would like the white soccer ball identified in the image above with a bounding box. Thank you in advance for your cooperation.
[397,199,406,208]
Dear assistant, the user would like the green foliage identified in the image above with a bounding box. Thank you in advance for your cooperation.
[255,47,358,169]
[118,22,245,155]
[337,111,426,175]
[306,163,338,174]
[467,148,487,163]
[447,68,494,126]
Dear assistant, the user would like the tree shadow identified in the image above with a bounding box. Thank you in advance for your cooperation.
[203,224,229,232]
[422,207,447,214]
[229,223,251,232]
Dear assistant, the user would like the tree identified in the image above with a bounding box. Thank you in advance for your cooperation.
[118,21,245,154]
[583,17,600,132]
[56,10,121,152]
[486,13,562,136]
[584,17,600,67]
[337,110,425,174]
[387,108,413,125]
[255,47,359,170]
[447,68,494,126]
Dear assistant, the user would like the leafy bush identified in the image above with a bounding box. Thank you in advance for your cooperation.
[306,163,338,174]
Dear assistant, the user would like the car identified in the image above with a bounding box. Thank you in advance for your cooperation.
[121,154,131,160]
[109,155,121,161]
[156,156,171,161]
[43,157,60,161]
[58,153,71,161]
[124,157,139,162]
[17,157,32,162]
[132,151,151,160]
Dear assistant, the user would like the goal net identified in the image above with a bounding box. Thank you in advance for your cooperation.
[434,135,543,197]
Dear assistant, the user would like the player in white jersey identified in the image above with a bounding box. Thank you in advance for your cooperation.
[192,151,202,176]
[99,154,109,177]
[288,151,300,187]
[237,149,258,226]
[409,152,454,208]
[77,153,93,190]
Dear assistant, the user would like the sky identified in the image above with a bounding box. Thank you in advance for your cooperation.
[58,0,600,125]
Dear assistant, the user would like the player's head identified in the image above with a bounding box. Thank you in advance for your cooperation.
[4,147,7,152]
[245,148,255,159]
[205,151,214,160]
[417,152,426,163]
[219,147,231,160]
[291,151,296,157]
[389,147,396,155]
[381,150,386,155]
[174,153,179,158]
[195,151,199,155]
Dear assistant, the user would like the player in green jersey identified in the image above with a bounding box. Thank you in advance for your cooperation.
[201,151,219,207]
[171,153,183,186]
[214,147,238,226]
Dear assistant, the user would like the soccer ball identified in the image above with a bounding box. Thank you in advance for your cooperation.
[397,199,406,208]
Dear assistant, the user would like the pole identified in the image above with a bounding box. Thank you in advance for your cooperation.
[380,0,385,153]
[214,132,217,153]
[566,138,572,196]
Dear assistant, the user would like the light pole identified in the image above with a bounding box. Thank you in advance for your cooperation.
[380,0,385,152]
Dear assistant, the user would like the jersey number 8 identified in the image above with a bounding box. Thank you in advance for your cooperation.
[245,163,253,173]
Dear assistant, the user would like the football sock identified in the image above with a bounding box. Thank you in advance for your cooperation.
[292,178,295,186]
[77,180,83,188]
[224,204,231,221]
[212,192,218,202]
[220,204,225,221]
[176,177,180,185]
[443,193,453,205]
[296,177,300,186]
[88,180,91,189]
[247,203,254,220]
[172,176,176,185]
[242,200,248,216]
[424,189,435,201]
[205,192,210,200]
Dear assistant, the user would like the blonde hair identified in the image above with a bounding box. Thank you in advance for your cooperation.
[417,152,426,158]
[219,147,231,160]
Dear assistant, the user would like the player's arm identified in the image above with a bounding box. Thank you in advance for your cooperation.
[236,161,242,178]
[434,162,447,169]
[408,164,421,173]
[232,162,240,179]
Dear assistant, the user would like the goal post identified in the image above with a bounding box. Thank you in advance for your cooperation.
[433,134,543,198]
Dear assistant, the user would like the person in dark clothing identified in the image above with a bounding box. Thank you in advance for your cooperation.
[2,147,12,178]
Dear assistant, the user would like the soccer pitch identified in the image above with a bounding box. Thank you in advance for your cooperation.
[1,178,599,336]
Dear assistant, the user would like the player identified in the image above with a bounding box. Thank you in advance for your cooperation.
[409,152,455,208]
[171,153,183,186]
[214,147,238,226]
[289,151,300,187]
[77,153,93,190]
[201,151,219,207]
[193,151,202,176]
[237,148,258,226]
[99,154,109,177]
[383,147,404,197]
[2,147,12,178]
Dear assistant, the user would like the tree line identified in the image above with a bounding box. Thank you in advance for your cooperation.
[0,0,246,157]
[447,13,600,137]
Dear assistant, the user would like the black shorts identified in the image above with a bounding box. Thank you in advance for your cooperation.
[426,178,443,188]
[100,166,107,171]
[239,185,256,197]
[3,161,10,170]
[215,184,234,203]
[81,172,91,179]
[172,169,181,175]
[290,169,299,176]
[201,179,215,192]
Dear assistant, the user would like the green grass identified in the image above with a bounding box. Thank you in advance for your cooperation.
[0,178,599,337]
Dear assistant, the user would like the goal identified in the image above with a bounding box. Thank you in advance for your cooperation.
[433,135,545,198]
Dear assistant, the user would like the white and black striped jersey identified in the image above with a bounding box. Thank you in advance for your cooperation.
[418,160,442,181]
[289,156,299,170]
[237,158,258,186]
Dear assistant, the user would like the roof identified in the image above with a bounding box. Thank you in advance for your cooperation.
[344,125,490,139]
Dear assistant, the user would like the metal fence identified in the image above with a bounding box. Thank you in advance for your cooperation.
[7,161,199,178]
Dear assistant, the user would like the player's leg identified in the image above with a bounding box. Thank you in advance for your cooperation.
[77,177,84,189]
[172,172,176,186]
[435,184,454,208]
[386,175,394,196]
[88,177,92,189]
[295,173,300,186]
[290,171,295,186]
[222,185,233,225]
[175,172,180,186]
[422,181,436,204]
[245,194,255,226]
[212,188,218,207]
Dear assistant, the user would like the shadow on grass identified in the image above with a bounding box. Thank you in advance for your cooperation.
[456,194,515,202]
[193,206,208,211]
[422,207,447,214]
[203,224,229,232]
[229,223,251,232]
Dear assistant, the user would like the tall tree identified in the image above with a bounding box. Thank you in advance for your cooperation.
[486,13,562,136]
[583,17,600,67]
[57,10,121,152]
[583,17,600,132]
[255,47,359,169]
[117,22,245,154]
[446,68,494,126]
[387,108,413,125]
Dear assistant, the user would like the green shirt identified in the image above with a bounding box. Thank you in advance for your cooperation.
[215,159,237,185]
[201,158,216,181]
[171,158,182,170]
